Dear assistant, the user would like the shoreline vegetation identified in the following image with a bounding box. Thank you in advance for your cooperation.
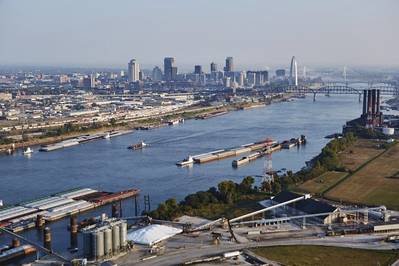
[0,94,289,153]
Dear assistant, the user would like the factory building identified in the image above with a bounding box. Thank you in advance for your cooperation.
[266,191,339,225]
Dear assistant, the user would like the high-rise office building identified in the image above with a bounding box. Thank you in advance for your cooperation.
[164,57,177,81]
[152,66,163,81]
[210,62,217,72]
[194,65,202,75]
[128,59,140,82]
[83,74,96,89]
[275,69,286,77]
[238,71,245,87]
[224,57,234,72]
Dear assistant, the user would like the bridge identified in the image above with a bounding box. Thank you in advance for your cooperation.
[267,81,399,101]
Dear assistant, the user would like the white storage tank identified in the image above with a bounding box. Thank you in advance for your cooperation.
[120,221,128,250]
[104,228,113,257]
[383,127,395,136]
[92,230,104,260]
[112,224,120,254]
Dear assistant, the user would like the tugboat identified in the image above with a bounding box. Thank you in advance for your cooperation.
[23,147,33,155]
[176,155,194,166]
[128,140,148,150]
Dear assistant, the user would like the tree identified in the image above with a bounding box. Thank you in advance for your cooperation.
[239,176,255,193]
[261,181,272,192]
[218,180,236,204]
[271,181,281,194]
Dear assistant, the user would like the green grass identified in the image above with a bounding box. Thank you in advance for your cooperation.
[297,171,348,196]
[252,245,399,266]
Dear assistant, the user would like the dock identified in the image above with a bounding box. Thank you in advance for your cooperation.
[0,188,139,233]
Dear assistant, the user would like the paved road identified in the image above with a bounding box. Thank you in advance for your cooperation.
[115,234,399,266]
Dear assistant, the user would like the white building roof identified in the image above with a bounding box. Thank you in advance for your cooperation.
[127,224,182,246]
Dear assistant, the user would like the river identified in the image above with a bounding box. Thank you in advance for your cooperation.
[0,94,363,262]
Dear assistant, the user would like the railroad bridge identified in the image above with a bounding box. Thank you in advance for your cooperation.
[267,81,399,101]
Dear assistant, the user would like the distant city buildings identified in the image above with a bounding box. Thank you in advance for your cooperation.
[128,59,140,82]
[83,74,96,89]
[152,66,163,82]
[194,65,202,75]
[276,69,286,77]
[164,57,177,81]
[210,62,217,72]
[224,57,234,72]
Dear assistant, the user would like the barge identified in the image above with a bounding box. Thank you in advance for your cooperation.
[195,111,228,120]
[190,138,276,164]
[39,130,133,152]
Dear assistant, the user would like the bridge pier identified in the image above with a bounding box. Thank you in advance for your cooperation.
[313,93,316,102]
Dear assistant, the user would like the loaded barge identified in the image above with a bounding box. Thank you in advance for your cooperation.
[39,130,133,152]
[184,138,276,165]
[0,188,139,233]
[195,111,228,120]
[232,135,307,168]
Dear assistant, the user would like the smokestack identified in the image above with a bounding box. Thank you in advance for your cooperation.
[367,90,372,114]
[371,89,376,115]
[362,90,367,115]
[376,90,380,113]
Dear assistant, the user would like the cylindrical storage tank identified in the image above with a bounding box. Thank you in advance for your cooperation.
[112,224,120,254]
[383,127,395,136]
[92,230,104,260]
[83,232,92,259]
[120,222,128,250]
[104,228,113,257]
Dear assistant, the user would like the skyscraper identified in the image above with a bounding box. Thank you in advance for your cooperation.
[128,59,140,82]
[224,57,234,72]
[194,65,202,75]
[210,62,217,72]
[164,57,177,81]
[152,66,163,81]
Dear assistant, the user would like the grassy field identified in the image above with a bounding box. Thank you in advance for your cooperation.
[252,245,399,266]
[297,171,348,195]
[337,139,383,171]
[326,143,399,210]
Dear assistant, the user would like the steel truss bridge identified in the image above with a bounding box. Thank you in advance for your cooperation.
[267,81,399,100]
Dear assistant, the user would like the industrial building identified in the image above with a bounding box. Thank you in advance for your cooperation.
[263,191,339,225]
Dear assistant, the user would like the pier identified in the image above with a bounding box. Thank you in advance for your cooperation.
[0,188,139,233]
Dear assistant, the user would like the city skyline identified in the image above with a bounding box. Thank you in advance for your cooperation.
[0,0,398,68]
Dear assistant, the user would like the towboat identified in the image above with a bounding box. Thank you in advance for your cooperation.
[128,141,147,150]
[176,156,194,166]
[23,147,33,155]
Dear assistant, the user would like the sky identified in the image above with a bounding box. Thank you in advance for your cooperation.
[0,0,398,70]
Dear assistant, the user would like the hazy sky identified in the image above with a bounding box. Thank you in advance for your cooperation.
[0,0,398,70]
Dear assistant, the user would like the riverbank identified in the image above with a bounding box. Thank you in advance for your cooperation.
[0,94,290,154]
